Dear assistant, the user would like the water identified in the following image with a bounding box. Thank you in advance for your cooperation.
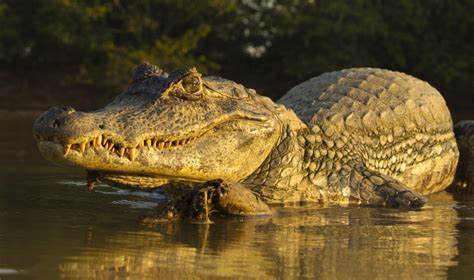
[1,111,473,279]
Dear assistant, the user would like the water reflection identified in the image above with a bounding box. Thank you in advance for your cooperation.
[55,193,458,279]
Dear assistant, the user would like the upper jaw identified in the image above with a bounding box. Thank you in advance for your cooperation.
[33,108,272,161]
[35,129,205,162]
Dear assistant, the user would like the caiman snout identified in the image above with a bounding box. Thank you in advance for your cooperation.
[33,106,80,141]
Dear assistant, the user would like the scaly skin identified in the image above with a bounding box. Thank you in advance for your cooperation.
[34,65,283,189]
[33,63,471,221]
[248,68,459,203]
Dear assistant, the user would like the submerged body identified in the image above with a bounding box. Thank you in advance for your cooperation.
[33,63,473,218]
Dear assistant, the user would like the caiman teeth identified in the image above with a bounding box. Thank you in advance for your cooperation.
[158,142,164,149]
[49,132,201,160]
[79,142,86,153]
[64,144,71,156]
[127,147,137,161]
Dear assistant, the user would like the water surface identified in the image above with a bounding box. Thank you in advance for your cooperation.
[0,111,473,279]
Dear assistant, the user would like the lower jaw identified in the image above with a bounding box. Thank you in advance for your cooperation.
[98,172,201,188]
[98,172,202,198]
[38,141,198,180]
[38,142,210,190]
[99,172,172,188]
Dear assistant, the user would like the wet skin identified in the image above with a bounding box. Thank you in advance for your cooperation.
[33,63,474,222]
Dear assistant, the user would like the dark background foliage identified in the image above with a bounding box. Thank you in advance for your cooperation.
[0,0,472,117]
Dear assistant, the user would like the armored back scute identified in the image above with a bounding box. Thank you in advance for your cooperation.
[279,68,459,194]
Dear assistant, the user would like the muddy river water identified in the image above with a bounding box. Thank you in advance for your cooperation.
[0,111,473,279]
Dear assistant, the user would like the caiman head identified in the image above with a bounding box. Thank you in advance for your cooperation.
[33,62,301,188]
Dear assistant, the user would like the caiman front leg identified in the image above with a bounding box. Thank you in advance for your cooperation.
[142,179,273,223]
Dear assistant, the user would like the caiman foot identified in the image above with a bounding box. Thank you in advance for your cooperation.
[141,179,273,224]
[332,165,426,210]
[344,164,427,210]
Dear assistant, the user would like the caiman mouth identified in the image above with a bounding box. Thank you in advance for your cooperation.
[34,107,276,187]
[33,115,268,162]
[34,130,205,162]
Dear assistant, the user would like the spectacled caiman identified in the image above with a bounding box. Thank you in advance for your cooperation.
[33,63,474,222]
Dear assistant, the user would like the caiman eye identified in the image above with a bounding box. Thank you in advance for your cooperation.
[182,75,201,94]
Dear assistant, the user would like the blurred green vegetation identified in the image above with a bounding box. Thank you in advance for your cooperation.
[0,0,472,100]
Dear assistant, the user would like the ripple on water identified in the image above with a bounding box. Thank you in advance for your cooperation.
[58,180,87,187]
[111,200,158,209]
[0,268,28,276]
[58,180,167,201]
